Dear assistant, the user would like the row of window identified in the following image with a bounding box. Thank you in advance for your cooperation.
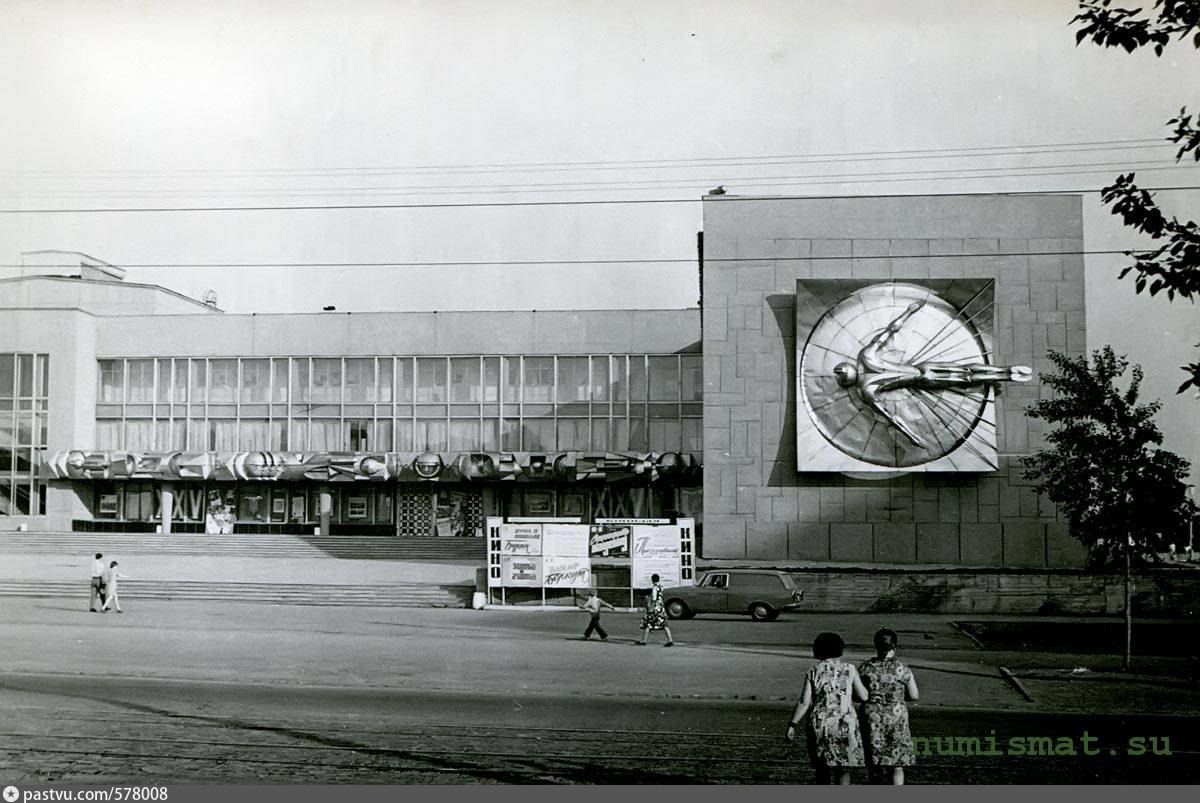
[98,355,703,406]
[1,354,49,516]
[0,354,49,399]
[95,415,702,453]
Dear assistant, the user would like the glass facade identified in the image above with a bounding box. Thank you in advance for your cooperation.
[95,354,703,454]
[0,353,49,516]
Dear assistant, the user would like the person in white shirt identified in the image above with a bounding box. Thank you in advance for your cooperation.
[89,553,105,612]
[579,589,616,641]
[100,561,129,613]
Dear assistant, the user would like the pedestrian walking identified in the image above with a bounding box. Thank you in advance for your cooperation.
[859,628,919,785]
[635,574,674,647]
[578,588,615,641]
[89,552,106,612]
[786,632,868,784]
[100,561,129,613]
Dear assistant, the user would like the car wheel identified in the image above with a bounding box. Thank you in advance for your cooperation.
[750,602,775,622]
[666,599,693,620]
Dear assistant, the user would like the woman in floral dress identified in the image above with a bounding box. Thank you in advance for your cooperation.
[635,574,674,646]
[858,628,919,785]
[786,632,868,784]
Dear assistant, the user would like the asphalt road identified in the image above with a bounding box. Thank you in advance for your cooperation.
[2,598,1197,784]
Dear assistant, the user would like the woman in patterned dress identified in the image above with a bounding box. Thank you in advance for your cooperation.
[635,574,674,646]
[859,628,919,785]
[786,632,868,784]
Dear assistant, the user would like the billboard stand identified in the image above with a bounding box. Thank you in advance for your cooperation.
[485,516,695,609]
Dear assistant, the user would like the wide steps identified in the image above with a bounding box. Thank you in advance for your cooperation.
[0,579,473,608]
[0,532,485,561]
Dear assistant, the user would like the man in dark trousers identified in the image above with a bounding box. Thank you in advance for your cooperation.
[89,553,105,612]
[579,588,616,641]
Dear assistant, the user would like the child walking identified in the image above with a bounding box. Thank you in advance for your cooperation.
[578,588,615,641]
[100,561,129,613]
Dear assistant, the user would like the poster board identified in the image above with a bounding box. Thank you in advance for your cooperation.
[542,555,591,588]
[499,524,542,555]
[542,524,589,558]
[501,555,542,587]
[588,524,631,557]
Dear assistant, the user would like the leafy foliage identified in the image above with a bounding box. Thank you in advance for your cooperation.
[1072,0,1200,394]
[1023,347,1196,566]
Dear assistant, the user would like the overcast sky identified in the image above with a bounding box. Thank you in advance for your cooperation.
[1,0,1197,478]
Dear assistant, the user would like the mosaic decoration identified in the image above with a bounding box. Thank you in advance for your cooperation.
[796,280,1030,472]
[45,450,699,484]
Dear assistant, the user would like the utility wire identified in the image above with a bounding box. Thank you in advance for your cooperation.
[0,137,1171,178]
[6,158,1192,199]
[0,249,1167,270]
[2,184,1199,214]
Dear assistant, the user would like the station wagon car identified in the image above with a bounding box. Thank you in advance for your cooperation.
[662,569,804,621]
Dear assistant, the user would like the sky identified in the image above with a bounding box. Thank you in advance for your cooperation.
[1,0,1197,481]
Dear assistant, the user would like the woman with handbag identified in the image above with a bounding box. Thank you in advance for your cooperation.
[785,632,868,784]
[634,574,674,647]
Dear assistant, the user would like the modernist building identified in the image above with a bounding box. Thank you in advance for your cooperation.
[1,252,702,536]
[2,194,1093,571]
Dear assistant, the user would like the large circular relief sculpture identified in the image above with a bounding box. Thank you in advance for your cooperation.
[798,281,1030,469]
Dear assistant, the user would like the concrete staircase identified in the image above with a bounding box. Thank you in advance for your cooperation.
[0,532,486,561]
[0,579,473,608]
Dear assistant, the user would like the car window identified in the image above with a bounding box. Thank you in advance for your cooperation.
[703,573,728,589]
[731,573,785,590]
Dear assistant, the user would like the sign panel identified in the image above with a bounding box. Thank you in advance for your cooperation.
[632,556,681,588]
[542,524,589,557]
[632,525,681,557]
[589,524,631,557]
[542,555,592,588]
[499,524,542,555]
[501,555,542,587]
[347,496,368,519]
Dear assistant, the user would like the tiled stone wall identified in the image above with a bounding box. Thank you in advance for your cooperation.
[700,195,1088,567]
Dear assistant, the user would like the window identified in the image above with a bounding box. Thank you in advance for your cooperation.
[311,359,342,403]
[308,419,341,450]
[347,419,370,451]
[375,419,393,451]
[523,357,553,403]
[239,419,270,450]
[681,355,702,402]
[449,419,479,450]
[0,355,12,397]
[99,361,123,404]
[345,359,375,403]
[415,419,447,450]
[396,358,414,403]
[240,359,270,403]
[209,360,236,404]
[629,356,647,401]
[173,360,188,403]
[156,359,173,403]
[190,360,207,403]
[502,357,520,403]
[522,419,554,451]
[292,359,310,403]
[591,356,610,401]
[125,360,154,403]
[272,359,289,403]
[450,358,481,403]
[556,418,589,449]
[417,359,447,403]
[649,356,680,402]
[377,358,394,403]
[482,358,500,403]
[557,357,589,402]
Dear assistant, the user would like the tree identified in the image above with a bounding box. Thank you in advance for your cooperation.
[1072,0,1200,394]
[1023,346,1195,568]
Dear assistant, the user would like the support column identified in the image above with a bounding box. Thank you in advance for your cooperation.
[160,486,174,534]
[319,486,333,536]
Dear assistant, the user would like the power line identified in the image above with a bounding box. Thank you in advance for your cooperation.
[0,249,1166,270]
[2,184,1199,214]
[6,158,1192,199]
[0,140,1176,181]
[0,137,1170,178]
